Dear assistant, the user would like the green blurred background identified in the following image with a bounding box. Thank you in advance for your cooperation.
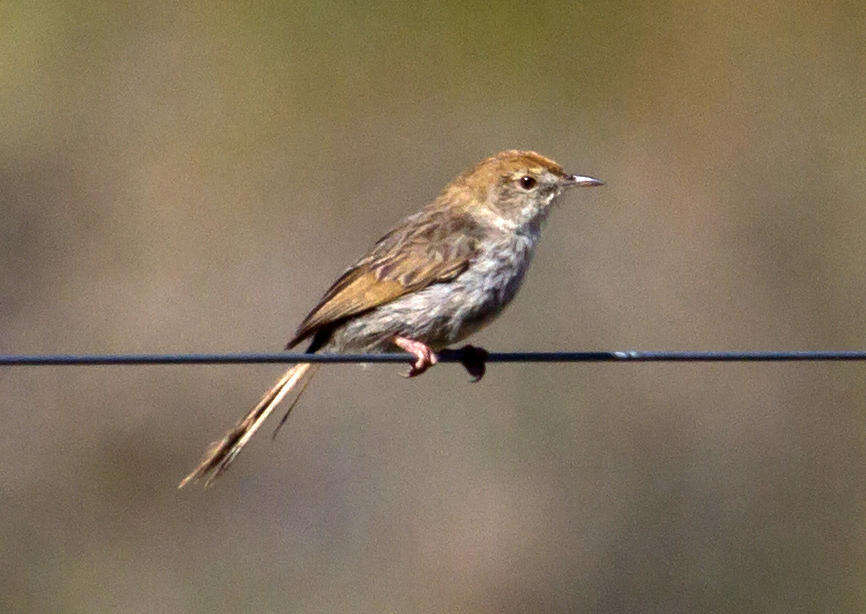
[1,2,864,612]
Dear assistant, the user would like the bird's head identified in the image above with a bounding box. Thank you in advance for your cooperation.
[443,150,603,231]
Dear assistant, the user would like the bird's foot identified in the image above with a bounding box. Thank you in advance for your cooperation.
[437,345,489,382]
[393,336,438,377]
[456,345,489,382]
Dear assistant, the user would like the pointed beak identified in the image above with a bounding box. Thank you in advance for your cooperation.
[563,174,604,188]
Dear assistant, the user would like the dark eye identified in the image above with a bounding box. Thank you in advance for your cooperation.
[519,176,536,190]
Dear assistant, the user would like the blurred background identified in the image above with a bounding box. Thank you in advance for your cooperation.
[1,2,864,612]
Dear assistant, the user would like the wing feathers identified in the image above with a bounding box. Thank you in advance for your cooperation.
[287,211,478,348]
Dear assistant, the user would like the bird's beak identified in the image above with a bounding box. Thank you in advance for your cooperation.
[562,174,604,188]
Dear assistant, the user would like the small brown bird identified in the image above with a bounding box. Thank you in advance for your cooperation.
[180,150,603,486]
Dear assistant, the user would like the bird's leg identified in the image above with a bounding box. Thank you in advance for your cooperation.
[393,336,438,377]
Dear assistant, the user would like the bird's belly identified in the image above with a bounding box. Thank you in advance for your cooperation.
[440,252,531,341]
[335,234,537,351]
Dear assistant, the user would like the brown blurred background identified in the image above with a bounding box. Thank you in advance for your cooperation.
[1,2,864,612]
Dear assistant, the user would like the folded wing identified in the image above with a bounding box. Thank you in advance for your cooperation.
[288,210,479,348]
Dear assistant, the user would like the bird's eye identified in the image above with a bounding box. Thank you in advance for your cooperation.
[518,176,537,190]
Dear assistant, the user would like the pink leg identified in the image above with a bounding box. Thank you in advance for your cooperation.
[393,336,438,377]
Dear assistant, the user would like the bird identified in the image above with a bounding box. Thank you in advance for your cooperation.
[180,150,603,487]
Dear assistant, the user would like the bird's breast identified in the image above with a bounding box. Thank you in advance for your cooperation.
[468,232,537,303]
[438,228,541,342]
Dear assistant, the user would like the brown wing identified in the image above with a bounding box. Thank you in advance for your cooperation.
[287,210,479,349]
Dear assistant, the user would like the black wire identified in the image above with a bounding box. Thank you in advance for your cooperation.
[1,350,866,366]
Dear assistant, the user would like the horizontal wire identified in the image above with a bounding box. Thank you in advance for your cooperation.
[1,350,866,366]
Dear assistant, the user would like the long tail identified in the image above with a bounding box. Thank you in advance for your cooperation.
[179,362,316,488]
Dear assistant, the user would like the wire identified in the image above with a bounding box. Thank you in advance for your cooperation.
[1,350,866,366]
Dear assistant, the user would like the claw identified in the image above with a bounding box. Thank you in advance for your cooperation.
[393,336,438,377]
[393,338,488,381]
